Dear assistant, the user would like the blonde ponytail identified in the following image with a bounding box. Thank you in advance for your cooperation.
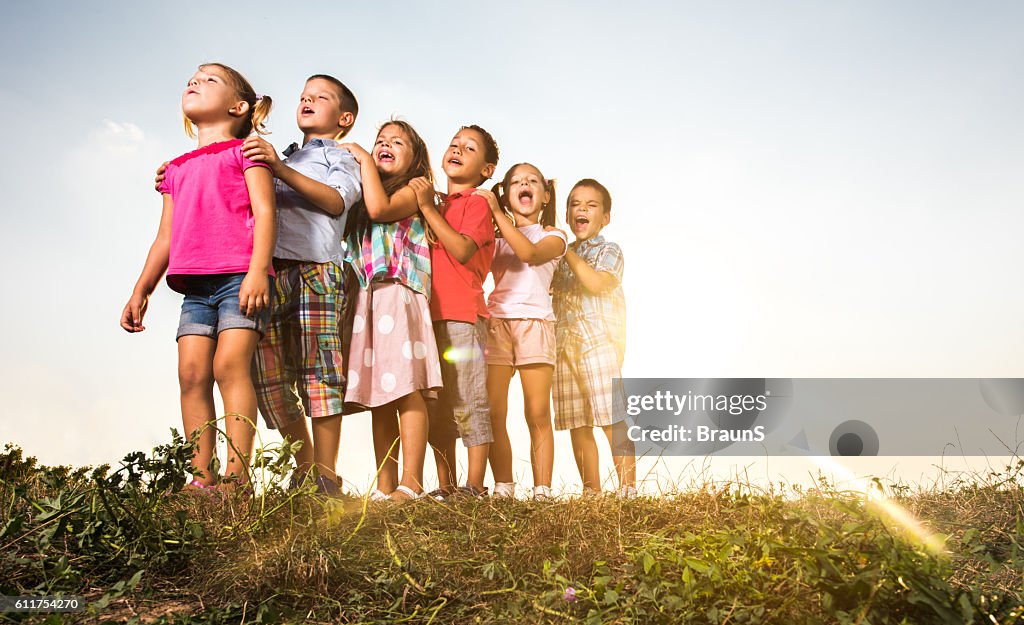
[250,95,273,136]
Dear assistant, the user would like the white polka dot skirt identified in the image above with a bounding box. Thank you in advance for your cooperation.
[345,281,443,409]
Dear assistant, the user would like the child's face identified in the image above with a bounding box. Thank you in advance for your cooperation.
[296,78,349,136]
[506,165,549,222]
[566,185,610,241]
[182,66,244,125]
[442,128,495,186]
[373,124,412,177]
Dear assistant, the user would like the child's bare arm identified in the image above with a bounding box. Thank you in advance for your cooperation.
[564,248,618,294]
[121,194,174,332]
[339,142,420,222]
[415,180,479,264]
[239,166,276,316]
[476,190,566,264]
[243,137,346,216]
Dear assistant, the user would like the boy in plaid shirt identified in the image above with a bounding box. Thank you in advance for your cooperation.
[551,179,636,497]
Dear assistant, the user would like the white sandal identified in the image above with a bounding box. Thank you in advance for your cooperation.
[390,485,423,501]
[369,488,390,502]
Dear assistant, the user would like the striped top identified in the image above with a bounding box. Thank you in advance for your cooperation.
[345,214,431,297]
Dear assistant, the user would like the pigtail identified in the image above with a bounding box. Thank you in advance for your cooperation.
[250,95,273,136]
[491,181,516,236]
[183,114,197,140]
[541,178,557,228]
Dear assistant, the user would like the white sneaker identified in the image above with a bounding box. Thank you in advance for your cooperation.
[493,482,516,498]
[533,485,553,500]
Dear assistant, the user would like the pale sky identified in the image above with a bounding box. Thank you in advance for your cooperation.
[1,2,1022,493]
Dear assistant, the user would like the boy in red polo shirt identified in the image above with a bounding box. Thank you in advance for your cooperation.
[414,124,499,498]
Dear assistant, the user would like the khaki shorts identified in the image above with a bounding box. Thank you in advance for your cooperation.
[485,318,555,367]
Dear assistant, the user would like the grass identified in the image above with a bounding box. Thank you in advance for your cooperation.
[1,433,1023,624]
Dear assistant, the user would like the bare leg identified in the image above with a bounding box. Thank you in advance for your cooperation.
[178,336,218,485]
[519,364,555,488]
[311,414,342,483]
[603,422,636,489]
[396,392,428,495]
[569,427,601,492]
[372,405,400,494]
[486,365,515,484]
[213,329,260,486]
[278,418,314,477]
[432,438,457,492]
[466,443,490,492]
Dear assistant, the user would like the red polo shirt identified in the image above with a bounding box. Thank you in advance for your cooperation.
[429,190,495,323]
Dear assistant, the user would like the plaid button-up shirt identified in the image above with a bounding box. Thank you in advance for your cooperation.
[552,235,626,360]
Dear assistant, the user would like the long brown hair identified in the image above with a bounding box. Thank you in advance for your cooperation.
[183,62,272,140]
[345,119,437,241]
[379,120,434,194]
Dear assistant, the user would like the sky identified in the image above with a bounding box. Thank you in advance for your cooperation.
[1,1,1022,494]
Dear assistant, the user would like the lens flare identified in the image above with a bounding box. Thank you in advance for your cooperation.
[809,455,947,557]
[442,346,481,363]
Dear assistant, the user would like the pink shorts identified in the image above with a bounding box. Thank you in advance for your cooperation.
[485,318,555,367]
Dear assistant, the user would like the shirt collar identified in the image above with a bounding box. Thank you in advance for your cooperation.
[574,234,606,251]
[283,138,336,157]
[445,187,479,201]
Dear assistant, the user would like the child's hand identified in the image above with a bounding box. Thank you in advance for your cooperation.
[238,272,270,317]
[474,188,502,214]
[338,142,371,165]
[154,161,168,192]
[408,177,436,209]
[242,137,283,174]
[120,292,149,333]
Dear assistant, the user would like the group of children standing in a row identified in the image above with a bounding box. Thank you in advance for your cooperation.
[121,64,636,500]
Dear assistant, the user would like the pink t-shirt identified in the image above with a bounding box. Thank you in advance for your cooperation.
[487,223,567,321]
[156,139,271,292]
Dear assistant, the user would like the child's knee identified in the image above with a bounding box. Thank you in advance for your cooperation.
[213,358,253,388]
[178,362,213,393]
[570,427,596,444]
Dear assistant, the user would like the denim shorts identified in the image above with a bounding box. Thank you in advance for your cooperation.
[175,273,271,340]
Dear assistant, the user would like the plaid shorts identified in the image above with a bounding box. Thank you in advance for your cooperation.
[253,261,346,429]
[553,339,626,430]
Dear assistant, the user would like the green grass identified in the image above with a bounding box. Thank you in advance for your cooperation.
[1,434,1022,624]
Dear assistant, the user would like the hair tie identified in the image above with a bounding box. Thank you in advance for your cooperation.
[255,93,264,101]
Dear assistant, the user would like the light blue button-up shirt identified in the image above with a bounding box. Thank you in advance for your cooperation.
[274,138,362,264]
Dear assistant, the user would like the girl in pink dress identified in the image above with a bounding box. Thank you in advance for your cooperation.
[340,121,442,500]
[121,63,275,491]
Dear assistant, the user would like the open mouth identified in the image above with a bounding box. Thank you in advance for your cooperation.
[378,150,395,164]
[447,157,463,166]
[574,216,590,227]
[517,189,534,205]
[301,106,314,115]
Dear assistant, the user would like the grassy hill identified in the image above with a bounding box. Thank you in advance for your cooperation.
[1,436,1022,624]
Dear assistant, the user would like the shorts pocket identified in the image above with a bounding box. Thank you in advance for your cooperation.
[301,266,328,295]
[301,262,344,296]
[315,333,345,387]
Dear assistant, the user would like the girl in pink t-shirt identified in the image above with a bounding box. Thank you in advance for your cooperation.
[121,63,276,492]
[476,163,567,500]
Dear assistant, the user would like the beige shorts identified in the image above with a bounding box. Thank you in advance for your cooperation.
[486,318,556,367]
